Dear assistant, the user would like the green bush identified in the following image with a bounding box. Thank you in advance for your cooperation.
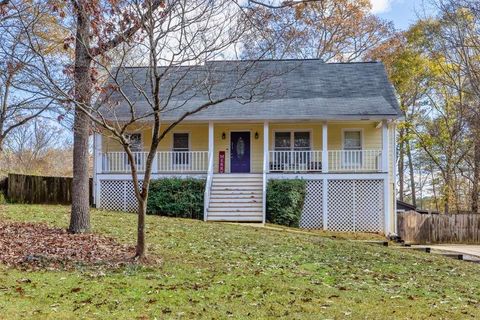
[0,193,6,205]
[266,179,306,227]
[147,178,205,220]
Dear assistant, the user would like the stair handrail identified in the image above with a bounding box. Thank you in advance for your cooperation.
[203,151,214,221]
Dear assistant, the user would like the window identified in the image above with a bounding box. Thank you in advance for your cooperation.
[274,131,311,150]
[273,131,311,168]
[173,133,189,151]
[343,130,362,166]
[173,133,189,165]
[126,133,142,151]
[274,132,291,150]
[125,133,143,167]
[343,130,362,150]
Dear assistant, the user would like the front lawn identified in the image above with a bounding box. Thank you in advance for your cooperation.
[1,204,479,319]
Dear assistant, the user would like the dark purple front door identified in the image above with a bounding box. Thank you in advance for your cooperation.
[230,131,250,173]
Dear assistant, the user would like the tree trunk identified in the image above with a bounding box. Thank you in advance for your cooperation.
[136,198,147,260]
[69,6,92,233]
[406,139,416,206]
[472,138,480,213]
[398,128,405,201]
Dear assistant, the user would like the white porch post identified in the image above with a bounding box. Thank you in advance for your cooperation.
[382,120,388,173]
[94,132,102,208]
[322,122,328,173]
[382,120,391,235]
[263,121,269,173]
[204,121,214,221]
[322,122,328,230]
[208,121,214,165]
[262,121,269,224]
[151,127,158,173]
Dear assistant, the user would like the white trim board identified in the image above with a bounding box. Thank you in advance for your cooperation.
[267,173,388,180]
[96,173,208,180]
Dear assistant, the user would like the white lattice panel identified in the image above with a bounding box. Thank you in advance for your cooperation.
[355,180,384,232]
[327,179,384,232]
[327,180,355,232]
[99,180,142,212]
[300,181,323,229]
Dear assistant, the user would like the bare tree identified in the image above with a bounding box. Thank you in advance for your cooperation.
[241,0,394,62]
[0,1,63,151]
[19,0,288,259]
[0,118,72,176]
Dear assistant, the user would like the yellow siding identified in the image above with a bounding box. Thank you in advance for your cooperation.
[327,122,381,150]
[156,123,209,151]
[213,123,264,173]
[101,124,152,152]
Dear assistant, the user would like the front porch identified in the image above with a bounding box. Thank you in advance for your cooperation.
[95,120,390,175]
[93,120,394,234]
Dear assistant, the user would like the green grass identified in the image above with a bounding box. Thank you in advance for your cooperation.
[1,204,480,319]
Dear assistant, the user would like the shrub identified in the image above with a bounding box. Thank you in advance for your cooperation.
[147,178,205,220]
[0,193,6,205]
[266,179,306,227]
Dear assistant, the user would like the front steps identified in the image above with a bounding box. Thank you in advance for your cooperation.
[206,174,264,222]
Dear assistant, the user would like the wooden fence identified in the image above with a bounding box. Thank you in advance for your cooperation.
[6,173,93,205]
[398,211,480,244]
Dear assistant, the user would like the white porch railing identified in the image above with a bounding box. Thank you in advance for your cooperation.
[328,150,382,172]
[268,150,383,173]
[269,150,323,172]
[101,151,208,173]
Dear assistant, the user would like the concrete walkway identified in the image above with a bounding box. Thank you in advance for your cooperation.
[412,244,480,262]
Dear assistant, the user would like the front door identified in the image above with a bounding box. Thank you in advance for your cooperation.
[230,131,251,173]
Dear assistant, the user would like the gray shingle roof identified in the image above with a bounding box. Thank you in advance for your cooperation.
[101,59,401,121]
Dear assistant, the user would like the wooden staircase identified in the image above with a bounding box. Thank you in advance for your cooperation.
[206,174,264,222]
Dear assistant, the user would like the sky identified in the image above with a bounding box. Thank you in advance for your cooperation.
[372,0,426,30]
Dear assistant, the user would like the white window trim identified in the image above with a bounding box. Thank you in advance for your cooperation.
[341,128,364,167]
[125,132,143,151]
[341,128,364,150]
[171,131,191,151]
[271,129,313,151]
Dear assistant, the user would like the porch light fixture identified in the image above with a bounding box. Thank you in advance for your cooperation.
[221,132,226,140]
[254,132,259,140]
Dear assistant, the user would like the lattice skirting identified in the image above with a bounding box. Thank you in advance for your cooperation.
[301,179,384,232]
[300,180,323,229]
[99,180,143,212]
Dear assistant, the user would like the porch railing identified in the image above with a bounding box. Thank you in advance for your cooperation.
[328,150,382,172]
[269,150,382,173]
[269,150,323,172]
[101,151,208,173]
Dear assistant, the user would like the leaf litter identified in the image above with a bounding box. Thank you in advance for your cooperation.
[0,221,142,270]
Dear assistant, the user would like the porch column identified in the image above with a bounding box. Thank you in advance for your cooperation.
[381,120,388,172]
[94,132,102,208]
[263,121,269,173]
[208,121,214,172]
[151,127,158,173]
[381,119,391,235]
[94,132,102,174]
[262,121,269,224]
[322,122,328,173]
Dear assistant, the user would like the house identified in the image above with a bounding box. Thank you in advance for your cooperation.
[396,200,440,215]
[93,59,401,235]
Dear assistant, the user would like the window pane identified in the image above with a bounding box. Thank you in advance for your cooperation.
[344,131,361,150]
[126,133,142,151]
[173,133,189,150]
[274,132,291,150]
[294,132,310,150]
